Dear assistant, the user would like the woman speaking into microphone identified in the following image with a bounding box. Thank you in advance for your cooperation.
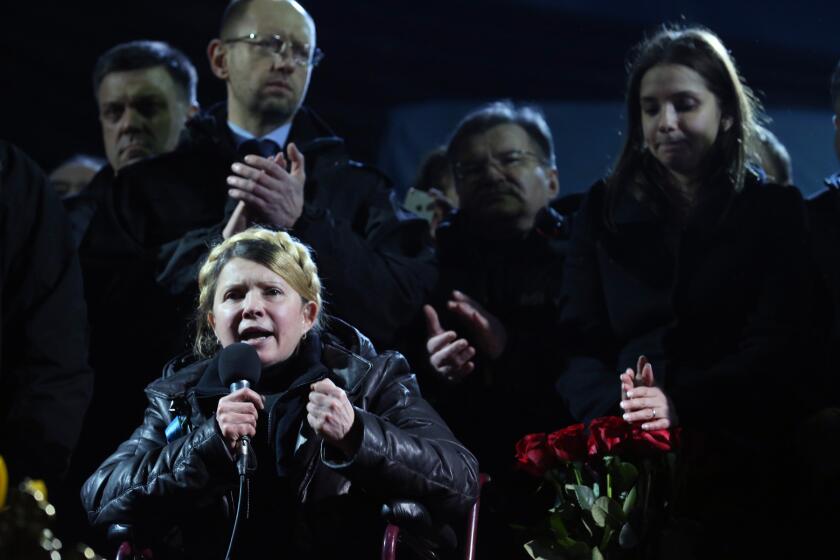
[82,227,478,558]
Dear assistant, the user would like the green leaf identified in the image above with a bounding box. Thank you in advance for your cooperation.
[581,515,595,537]
[524,538,569,560]
[566,484,595,510]
[622,485,638,515]
[568,541,592,560]
[618,522,639,549]
[549,512,569,539]
[600,525,614,551]
[591,496,626,528]
[615,462,639,493]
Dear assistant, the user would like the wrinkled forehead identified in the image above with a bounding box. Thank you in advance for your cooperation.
[456,123,540,159]
[234,0,315,45]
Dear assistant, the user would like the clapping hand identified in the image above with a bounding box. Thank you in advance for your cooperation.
[224,143,306,236]
[619,355,676,430]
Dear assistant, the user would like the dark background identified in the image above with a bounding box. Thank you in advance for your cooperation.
[3,0,838,192]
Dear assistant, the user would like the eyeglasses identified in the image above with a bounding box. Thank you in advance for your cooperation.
[223,33,324,68]
[453,150,548,182]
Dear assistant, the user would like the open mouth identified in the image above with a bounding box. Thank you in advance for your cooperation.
[238,326,274,343]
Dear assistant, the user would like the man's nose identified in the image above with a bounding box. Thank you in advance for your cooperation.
[269,49,296,72]
[117,105,144,132]
[479,157,507,180]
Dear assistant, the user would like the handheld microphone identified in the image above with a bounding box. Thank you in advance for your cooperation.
[218,342,262,476]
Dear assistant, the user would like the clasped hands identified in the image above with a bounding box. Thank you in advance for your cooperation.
[619,355,676,430]
[223,143,306,239]
[215,378,358,458]
[423,290,507,382]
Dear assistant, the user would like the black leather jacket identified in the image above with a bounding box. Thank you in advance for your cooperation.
[81,320,478,558]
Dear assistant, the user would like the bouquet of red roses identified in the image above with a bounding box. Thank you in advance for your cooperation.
[514,417,680,560]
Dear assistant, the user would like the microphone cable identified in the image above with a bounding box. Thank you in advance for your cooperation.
[224,472,247,560]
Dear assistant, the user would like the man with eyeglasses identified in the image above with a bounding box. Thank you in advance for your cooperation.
[67,0,434,401]
[420,101,579,557]
[141,0,433,352]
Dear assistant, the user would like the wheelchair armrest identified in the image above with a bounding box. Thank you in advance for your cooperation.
[380,500,457,557]
[108,524,154,560]
[381,501,434,530]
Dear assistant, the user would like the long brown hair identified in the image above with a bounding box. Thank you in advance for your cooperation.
[605,26,761,229]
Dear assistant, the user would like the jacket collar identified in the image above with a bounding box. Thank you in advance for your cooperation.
[151,318,375,400]
[438,205,567,250]
[191,333,323,397]
[186,102,345,157]
[610,172,753,232]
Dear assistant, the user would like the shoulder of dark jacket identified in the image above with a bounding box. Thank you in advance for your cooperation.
[550,192,584,217]
[807,171,840,205]
[0,140,48,197]
[321,316,403,396]
[182,102,232,148]
[145,354,211,398]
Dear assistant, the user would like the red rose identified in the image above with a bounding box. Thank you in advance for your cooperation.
[587,416,631,456]
[515,432,555,477]
[548,423,587,462]
[629,425,680,454]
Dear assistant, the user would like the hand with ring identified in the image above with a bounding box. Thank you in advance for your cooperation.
[618,355,676,430]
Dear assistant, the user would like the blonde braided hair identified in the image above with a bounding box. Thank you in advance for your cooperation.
[193,227,323,357]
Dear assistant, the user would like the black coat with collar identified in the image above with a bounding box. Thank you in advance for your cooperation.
[81,319,478,559]
[557,174,821,440]
[425,201,577,472]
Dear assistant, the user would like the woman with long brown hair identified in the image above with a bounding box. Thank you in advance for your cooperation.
[557,26,821,555]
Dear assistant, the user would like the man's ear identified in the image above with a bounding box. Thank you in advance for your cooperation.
[207,39,229,81]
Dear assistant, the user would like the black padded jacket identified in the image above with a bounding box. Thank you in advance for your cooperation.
[81,319,478,558]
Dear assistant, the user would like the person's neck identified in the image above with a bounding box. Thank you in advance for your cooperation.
[227,103,291,139]
[667,170,701,207]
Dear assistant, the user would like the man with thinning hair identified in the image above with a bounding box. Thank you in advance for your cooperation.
[137,0,435,350]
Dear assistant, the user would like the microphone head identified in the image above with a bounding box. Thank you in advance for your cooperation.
[218,342,262,388]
